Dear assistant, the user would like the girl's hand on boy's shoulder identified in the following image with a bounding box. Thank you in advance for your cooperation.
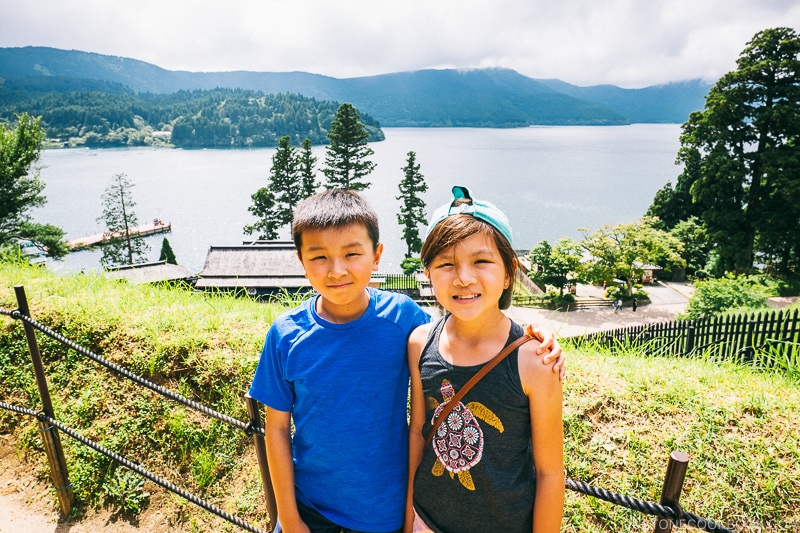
[524,323,565,381]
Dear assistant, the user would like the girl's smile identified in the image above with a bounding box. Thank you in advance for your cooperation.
[426,233,510,322]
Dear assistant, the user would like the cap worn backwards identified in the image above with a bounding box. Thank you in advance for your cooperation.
[426,186,513,245]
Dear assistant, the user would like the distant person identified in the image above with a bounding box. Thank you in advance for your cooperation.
[632,297,638,312]
[407,186,564,533]
[248,189,564,533]
[615,299,622,313]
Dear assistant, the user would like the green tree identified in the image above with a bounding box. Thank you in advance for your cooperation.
[159,237,177,265]
[580,217,684,296]
[269,136,302,226]
[244,186,281,240]
[646,179,699,231]
[675,27,800,274]
[98,173,150,267]
[528,238,585,296]
[396,151,428,257]
[0,113,68,258]
[299,138,318,198]
[668,217,710,276]
[322,103,376,191]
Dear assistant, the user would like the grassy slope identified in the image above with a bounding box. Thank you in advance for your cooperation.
[1,262,798,532]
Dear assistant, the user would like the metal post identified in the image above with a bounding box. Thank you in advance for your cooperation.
[245,394,277,532]
[14,285,74,515]
[653,451,689,533]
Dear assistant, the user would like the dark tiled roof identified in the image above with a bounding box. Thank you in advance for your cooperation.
[105,261,193,284]
[195,242,309,289]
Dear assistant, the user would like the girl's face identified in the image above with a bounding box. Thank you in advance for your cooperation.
[425,232,511,322]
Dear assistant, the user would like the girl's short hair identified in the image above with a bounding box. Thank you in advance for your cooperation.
[292,189,380,252]
[421,207,517,310]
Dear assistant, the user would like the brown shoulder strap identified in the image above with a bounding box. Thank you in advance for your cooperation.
[424,333,536,450]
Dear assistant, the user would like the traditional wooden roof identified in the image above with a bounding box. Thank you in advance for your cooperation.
[105,260,193,284]
[194,242,311,290]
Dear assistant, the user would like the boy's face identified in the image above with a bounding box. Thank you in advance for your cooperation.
[297,223,383,322]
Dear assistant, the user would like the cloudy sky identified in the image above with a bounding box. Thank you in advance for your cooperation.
[1,0,798,88]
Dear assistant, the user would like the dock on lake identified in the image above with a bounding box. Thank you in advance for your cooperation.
[68,219,171,250]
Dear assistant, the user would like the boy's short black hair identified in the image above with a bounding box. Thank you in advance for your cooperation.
[292,189,380,252]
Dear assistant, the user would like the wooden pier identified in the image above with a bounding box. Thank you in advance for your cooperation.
[68,220,172,251]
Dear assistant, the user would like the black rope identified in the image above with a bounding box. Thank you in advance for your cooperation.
[3,309,258,435]
[3,308,737,531]
[0,401,267,533]
[566,478,734,532]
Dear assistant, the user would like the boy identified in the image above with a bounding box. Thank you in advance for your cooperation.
[249,189,562,533]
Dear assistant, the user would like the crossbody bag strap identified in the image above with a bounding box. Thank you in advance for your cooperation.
[424,332,536,450]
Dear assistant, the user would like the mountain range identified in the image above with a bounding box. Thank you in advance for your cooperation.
[0,46,712,127]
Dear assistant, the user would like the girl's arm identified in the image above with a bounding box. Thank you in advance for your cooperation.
[404,323,432,533]
[265,407,311,533]
[519,342,565,533]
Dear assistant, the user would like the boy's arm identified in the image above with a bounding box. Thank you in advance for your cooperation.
[524,323,566,380]
[404,324,431,533]
[519,342,565,533]
[265,406,310,533]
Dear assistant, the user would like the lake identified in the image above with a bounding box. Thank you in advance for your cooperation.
[33,124,682,274]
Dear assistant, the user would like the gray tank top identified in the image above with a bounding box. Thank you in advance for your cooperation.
[413,316,536,533]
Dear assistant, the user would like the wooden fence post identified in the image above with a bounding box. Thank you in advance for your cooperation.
[13,285,74,515]
[744,319,757,363]
[684,325,695,357]
[245,394,277,532]
[653,451,689,533]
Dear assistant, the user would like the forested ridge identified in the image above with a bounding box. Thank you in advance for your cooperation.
[0,47,713,128]
[0,78,384,148]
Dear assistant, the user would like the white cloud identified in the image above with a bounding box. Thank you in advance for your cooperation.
[1,0,798,87]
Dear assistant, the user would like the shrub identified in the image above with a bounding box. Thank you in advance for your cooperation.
[682,274,770,319]
[400,256,422,276]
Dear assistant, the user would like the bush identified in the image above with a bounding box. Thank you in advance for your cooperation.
[605,285,625,301]
[774,274,800,297]
[682,274,770,319]
[400,256,422,276]
[549,291,575,306]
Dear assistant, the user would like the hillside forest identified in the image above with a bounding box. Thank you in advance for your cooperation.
[0,79,384,148]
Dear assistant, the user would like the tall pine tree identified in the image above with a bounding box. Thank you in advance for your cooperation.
[244,186,282,240]
[396,151,428,258]
[269,136,302,226]
[668,27,800,274]
[322,103,375,191]
[299,138,318,198]
[98,173,149,267]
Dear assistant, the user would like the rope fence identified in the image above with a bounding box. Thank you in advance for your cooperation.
[0,287,741,532]
[0,401,267,533]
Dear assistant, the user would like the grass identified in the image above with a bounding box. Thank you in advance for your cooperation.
[2,261,799,531]
[561,338,799,532]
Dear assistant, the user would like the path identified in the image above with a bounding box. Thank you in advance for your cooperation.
[506,281,696,338]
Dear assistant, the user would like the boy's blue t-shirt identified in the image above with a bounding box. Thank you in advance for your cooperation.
[249,288,430,531]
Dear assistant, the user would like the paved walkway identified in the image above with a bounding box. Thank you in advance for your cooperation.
[505,282,696,338]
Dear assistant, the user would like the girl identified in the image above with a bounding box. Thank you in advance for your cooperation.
[406,186,564,533]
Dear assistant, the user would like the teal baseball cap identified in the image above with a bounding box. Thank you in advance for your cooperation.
[427,186,513,245]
